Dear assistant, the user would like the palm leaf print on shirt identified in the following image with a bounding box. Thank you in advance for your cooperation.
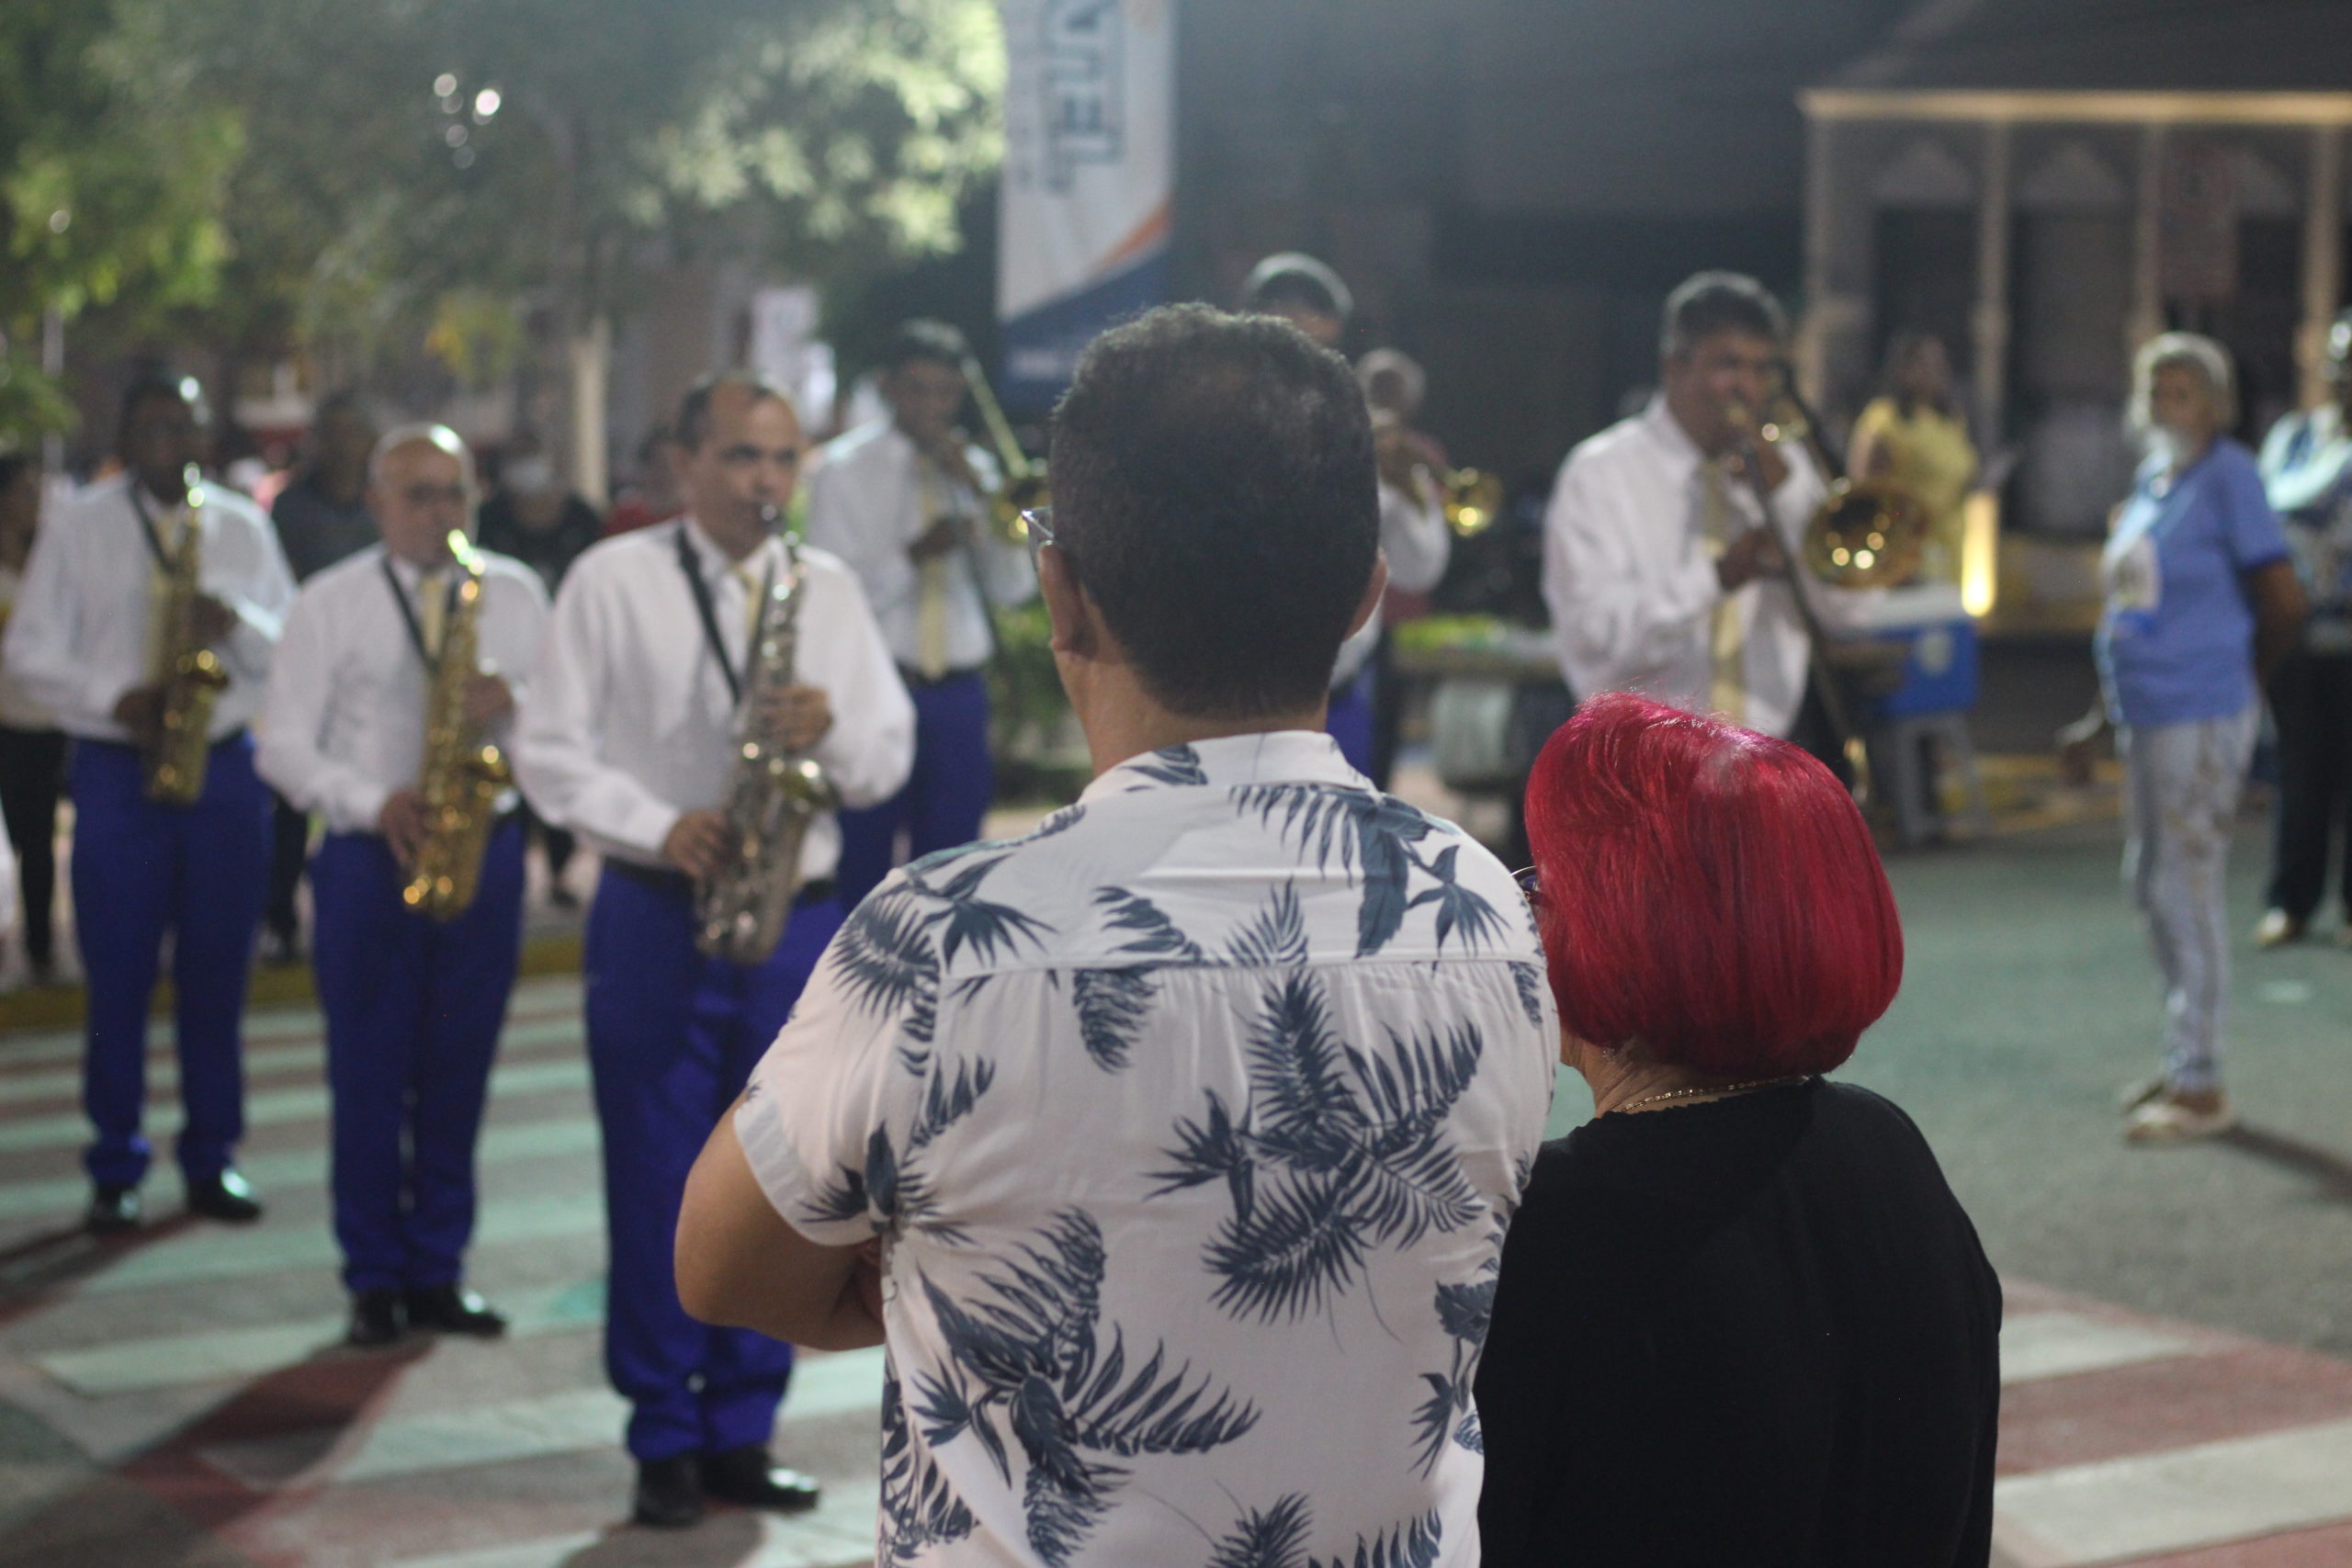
[808,1055,996,1240]
[1070,886,1208,1072]
[910,1210,1260,1567]
[881,1362,978,1561]
[1204,1497,1444,1568]
[835,848,1055,1071]
[1154,958,1487,1323]
[1234,783,1504,958]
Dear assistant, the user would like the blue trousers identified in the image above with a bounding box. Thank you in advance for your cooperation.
[311,819,526,1293]
[1327,667,1376,777]
[837,670,993,907]
[72,734,269,1190]
[583,865,844,1462]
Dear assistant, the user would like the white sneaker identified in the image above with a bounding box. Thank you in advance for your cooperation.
[2124,1092,2235,1145]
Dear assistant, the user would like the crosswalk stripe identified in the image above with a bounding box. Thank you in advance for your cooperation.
[1997,1310,2200,1386]
[379,1481,881,1568]
[0,1111,602,1228]
[71,1188,604,1296]
[0,1057,589,1156]
[199,1346,885,1490]
[31,1280,610,1397]
[0,1016,583,1111]
[1993,1416,2352,1564]
[0,987,584,1071]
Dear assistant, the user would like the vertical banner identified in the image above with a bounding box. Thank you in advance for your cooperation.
[997,0,1174,412]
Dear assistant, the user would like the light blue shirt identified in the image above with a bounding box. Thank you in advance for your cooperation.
[2097,439,2289,728]
[739,730,1556,1567]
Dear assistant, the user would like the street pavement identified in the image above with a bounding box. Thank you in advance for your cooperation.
[0,805,2345,1564]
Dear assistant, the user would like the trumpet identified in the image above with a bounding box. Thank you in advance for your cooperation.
[957,354,1048,542]
[1375,421,1505,536]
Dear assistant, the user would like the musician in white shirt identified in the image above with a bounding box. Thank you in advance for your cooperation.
[514,373,912,1529]
[1542,271,1830,741]
[1239,255,1451,773]
[804,321,1035,906]
[3,373,296,1234]
[257,424,548,1348]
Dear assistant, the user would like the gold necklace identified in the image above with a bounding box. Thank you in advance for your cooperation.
[1612,1075,1809,1115]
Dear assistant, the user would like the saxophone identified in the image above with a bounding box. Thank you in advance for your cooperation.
[145,467,231,805]
[695,536,841,964]
[401,530,514,921]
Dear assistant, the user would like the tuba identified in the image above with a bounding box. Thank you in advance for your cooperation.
[957,354,1049,542]
[401,530,513,921]
[145,465,231,804]
[695,532,842,964]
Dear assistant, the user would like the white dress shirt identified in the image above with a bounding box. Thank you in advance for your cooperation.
[803,419,1035,673]
[2,474,295,743]
[738,731,1554,1566]
[0,565,54,730]
[256,544,550,834]
[512,518,914,879]
[1542,396,1829,739]
[1333,476,1453,686]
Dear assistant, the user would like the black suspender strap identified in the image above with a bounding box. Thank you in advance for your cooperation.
[675,523,776,707]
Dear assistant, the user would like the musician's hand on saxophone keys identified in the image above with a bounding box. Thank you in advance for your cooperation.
[460,673,515,728]
[112,685,166,749]
[187,592,238,649]
[758,684,833,752]
[378,788,432,869]
[663,809,734,882]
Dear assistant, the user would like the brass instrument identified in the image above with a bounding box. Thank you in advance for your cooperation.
[696,532,841,964]
[1753,390,1929,592]
[1375,420,1504,537]
[957,354,1048,542]
[145,465,230,804]
[401,530,513,921]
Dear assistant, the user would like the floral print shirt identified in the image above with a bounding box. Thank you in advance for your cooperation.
[739,730,1557,1567]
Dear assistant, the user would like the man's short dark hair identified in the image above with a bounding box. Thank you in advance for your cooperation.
[879,320,971,375]
[118,370,205,444]
[1048,303,1377,719]
[1239,253,1354,324]
[675,371,795,453]
[1660,271,1787,360]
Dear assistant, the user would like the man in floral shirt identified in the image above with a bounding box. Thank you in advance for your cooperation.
[679,305,1556,1566]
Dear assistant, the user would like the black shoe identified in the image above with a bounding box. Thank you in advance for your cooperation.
[404,1283,507,1337]
[86,1185,141,1235]
[631,1454,703,1529]
[346,1289,405,1347]
[699,1445,820,1513]
[186,1168,264,1224]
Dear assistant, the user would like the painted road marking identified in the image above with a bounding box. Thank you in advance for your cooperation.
[1998,1310,2200,1385]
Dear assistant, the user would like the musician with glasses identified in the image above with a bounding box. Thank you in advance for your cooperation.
[514,372,911,1529]
[805,320,1035,908]
[1543,271,1831,744]
[257,424,548,1348]
[4,372,296,1235]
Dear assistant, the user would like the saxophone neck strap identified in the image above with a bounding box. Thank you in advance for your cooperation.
[381,555,466,671]
[675,522,784,708]
[130,484,196,573]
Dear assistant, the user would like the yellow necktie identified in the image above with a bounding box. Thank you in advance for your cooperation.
[1700,459,1747,725]
[912,465,952,680]
[416,569,447,660]
[734,563,765,646]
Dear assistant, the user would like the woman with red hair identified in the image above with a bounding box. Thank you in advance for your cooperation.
[1474,694,1999,1566]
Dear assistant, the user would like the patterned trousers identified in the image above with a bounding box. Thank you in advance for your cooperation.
[2120,705,2258,1094]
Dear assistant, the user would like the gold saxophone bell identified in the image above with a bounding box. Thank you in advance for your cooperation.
[958,355,1048,541]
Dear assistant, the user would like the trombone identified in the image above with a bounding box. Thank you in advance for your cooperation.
[956,354,1049,542]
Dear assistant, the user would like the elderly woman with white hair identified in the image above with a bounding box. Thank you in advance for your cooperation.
[2061,333,2306,1143]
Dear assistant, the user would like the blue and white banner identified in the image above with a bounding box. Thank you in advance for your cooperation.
[997,0,1174,412]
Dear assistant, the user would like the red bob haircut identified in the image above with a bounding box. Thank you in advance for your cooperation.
[1524,693,1903,1077]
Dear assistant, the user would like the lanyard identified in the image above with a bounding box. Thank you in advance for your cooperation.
[380,556,459,671]
[129,485,186,572]
[674,523,775,706]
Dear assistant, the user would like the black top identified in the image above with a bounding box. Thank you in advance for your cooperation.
[1475,1078,2000,1568]
[270,472,378,582]
[476,491,603,597]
